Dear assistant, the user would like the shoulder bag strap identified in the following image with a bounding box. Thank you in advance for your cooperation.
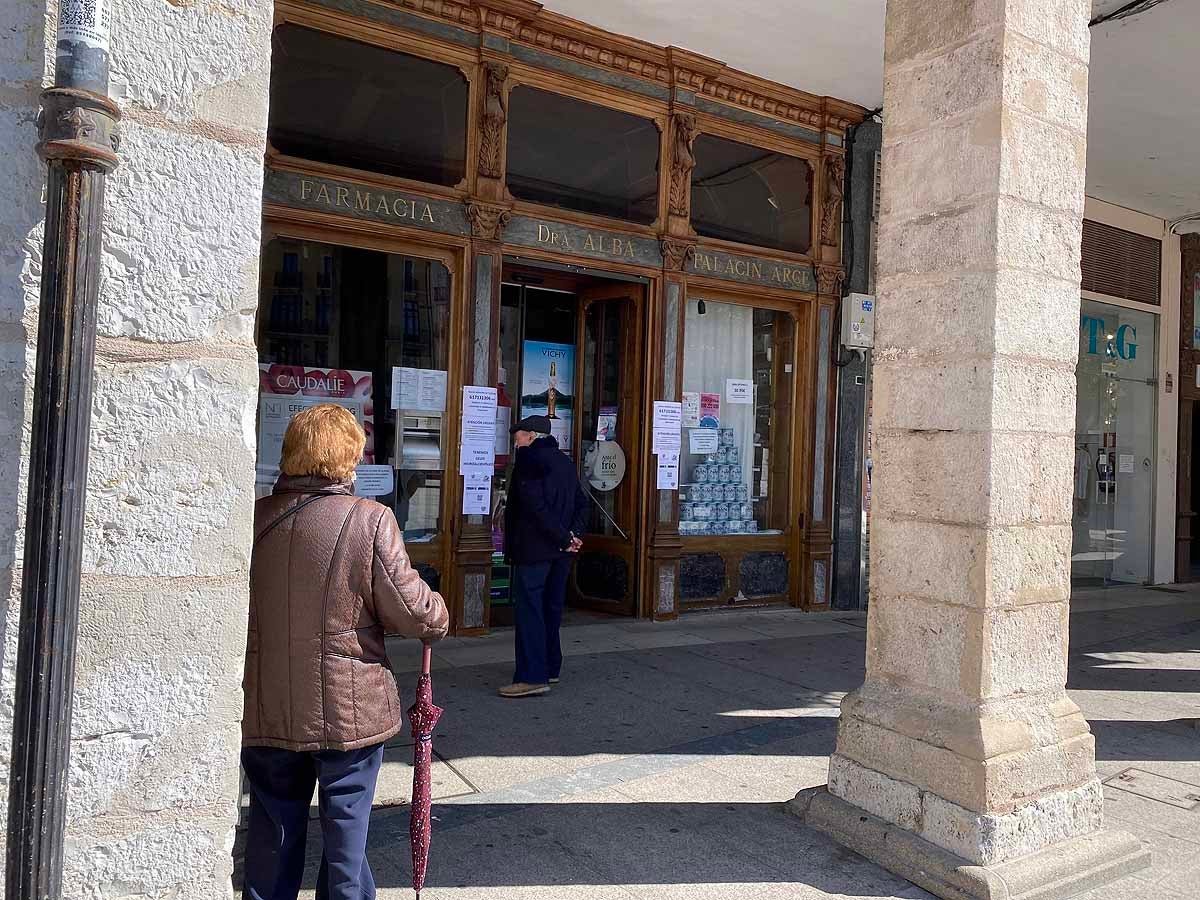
[253,493,335,549]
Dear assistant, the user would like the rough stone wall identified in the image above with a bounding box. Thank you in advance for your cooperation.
[0,0,273,896]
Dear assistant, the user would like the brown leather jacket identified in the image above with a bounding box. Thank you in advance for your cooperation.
[242,475,449,752]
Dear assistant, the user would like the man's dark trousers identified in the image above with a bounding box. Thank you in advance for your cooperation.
[512,557,572,684]
[241,743,384,900]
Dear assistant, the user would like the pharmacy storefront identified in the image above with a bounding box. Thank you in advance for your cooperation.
[252,0,864,631]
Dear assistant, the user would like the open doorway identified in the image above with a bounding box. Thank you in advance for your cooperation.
[489,262,646,624]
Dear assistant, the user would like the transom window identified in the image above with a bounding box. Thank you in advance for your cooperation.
[269,25,469,186]
[691,134,813,254]
[506,86,660,224]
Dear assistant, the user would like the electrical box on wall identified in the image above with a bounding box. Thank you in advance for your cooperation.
[842,293,875,350]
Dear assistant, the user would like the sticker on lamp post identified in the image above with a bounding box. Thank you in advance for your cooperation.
[59,0,110,49]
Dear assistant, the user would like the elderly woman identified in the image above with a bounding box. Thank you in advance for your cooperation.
[242,403,448,900]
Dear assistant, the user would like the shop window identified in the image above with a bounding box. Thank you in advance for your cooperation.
[679,298,794,537]
[506,86,659,224]
[691,134,812,254]
[269,25,468,185]
[1072,299,1158,586]
[256,237,452,544]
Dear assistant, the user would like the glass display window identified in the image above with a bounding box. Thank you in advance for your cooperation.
[680,297,795,537]
[268,25,469,186]
[257,236,453,543]
[506,86,660,224]
[690,133,813,254]
[1072,299,1159,586]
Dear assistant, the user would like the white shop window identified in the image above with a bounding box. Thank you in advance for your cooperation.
[679,298,794,536]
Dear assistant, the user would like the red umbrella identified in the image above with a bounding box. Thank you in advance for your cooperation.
[407,641,443,900]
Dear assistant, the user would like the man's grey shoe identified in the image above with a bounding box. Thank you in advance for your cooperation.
[498,682,550,698]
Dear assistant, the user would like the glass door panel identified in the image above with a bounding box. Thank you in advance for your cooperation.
[256,236,452,589]
[1072,299,1158,586]
[572,284,644,616]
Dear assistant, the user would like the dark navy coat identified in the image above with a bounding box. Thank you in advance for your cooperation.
[504,435,590,564]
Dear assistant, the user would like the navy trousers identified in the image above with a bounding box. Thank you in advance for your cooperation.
[241,743,384,900]
[512,557,571,685]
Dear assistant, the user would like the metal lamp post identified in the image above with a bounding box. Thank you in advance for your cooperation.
[6,1,119,897]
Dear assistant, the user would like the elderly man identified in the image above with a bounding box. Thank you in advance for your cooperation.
[500,415,589,698]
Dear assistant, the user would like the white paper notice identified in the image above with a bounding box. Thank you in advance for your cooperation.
[354,465,395,497]
[392,367,447,412]
[462,473,492,515]
[726,378,754,404]
[689,428,719,456]
[462,386,498,435]
[460,386,499,475]
[652,401,683,454]
[682,392,701,429]
[1118,454,1136,474]
[656,451,680,490]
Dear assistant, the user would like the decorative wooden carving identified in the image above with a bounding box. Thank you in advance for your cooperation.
[668,114,697,218]
[816,264,845,297]
[660,239,695,272]
[820,154,846,248]
[375,1,861,135]
[479,62,509,180]
[465,201,512,241]
[674,67,824,129]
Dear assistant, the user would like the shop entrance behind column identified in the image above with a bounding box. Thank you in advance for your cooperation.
[491,263,646,623]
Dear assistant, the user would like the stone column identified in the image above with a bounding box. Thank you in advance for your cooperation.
[1,1,272,896]
[790,2,1150,897]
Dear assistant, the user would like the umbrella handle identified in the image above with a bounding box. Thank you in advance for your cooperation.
[421,641,432,676]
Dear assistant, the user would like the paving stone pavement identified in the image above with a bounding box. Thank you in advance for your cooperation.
[233,585,1200,899]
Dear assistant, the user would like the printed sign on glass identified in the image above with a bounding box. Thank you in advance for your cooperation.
[521,341,576,451]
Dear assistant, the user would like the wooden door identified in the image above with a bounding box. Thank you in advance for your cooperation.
[569,283,646,615]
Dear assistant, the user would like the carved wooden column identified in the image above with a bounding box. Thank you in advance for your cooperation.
[802,147,847,610]
[475,58,510,203]
[650,240,695,620]
[451,53,513,634]
[648,73,704,620]
[666,113,697,236]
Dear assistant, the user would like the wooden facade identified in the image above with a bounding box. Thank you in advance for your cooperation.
[259,0,867,633]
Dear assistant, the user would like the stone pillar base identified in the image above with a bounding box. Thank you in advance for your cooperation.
[787,787,1150,900]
